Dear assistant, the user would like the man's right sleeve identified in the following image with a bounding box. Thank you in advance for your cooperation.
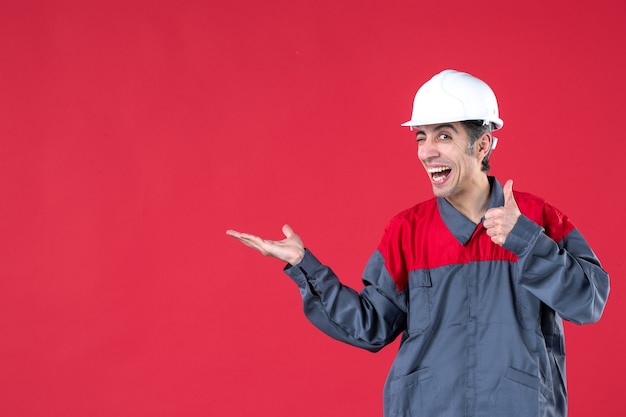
[284,249,407,352]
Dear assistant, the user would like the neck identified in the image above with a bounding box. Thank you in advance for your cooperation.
[445,175,491,224]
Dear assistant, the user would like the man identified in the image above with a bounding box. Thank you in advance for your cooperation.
[226,69,609,417]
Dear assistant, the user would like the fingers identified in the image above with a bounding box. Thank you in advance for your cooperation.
[227,225,299,245]
[226,229,267,251]
[226,229,258,241]
[483,207,499,221]
[225,229,240,238]
[482,214,501,234]
[482,218,506,245]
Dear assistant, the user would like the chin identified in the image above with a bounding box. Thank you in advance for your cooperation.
[430,184,455,199]
[430,186,447,198]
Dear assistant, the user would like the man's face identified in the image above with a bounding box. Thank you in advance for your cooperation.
[415,122,485,199]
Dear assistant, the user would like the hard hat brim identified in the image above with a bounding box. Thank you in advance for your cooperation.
[401,117,503,130]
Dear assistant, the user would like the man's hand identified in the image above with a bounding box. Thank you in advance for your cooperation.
[483,179,521,246]
[226,224,305,265]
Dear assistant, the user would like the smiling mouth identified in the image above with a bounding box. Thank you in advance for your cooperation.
[427,166,451,183]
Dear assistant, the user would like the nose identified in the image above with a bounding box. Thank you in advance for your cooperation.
[418,137,439,160]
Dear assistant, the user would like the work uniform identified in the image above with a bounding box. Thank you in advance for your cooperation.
[284,177,609,417]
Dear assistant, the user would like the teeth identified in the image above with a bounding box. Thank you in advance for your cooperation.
[427,166,450,173]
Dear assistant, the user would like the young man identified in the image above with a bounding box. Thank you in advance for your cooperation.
[226,70,609,417]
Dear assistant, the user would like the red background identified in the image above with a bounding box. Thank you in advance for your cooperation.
[1,0,624,416]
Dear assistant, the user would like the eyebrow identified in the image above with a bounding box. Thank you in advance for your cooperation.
[415,123,459,135]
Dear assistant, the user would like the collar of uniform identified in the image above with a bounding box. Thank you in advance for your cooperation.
[436,176,503,245]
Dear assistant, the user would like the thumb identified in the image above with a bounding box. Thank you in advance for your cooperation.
[503,179,517,207]
[282,224,295,238]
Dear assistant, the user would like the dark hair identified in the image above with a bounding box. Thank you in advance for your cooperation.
[462,120,494,173]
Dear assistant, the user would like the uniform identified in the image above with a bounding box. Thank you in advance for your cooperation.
[284,177,609,417]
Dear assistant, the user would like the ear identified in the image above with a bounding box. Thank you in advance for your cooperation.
[476,132,493,157]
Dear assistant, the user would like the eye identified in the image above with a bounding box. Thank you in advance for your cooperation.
[439,133,451,140]
[416,135,425,143]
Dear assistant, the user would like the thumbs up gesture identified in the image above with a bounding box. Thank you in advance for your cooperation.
[483,179,522,246]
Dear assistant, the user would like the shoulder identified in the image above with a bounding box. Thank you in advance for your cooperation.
[384,198,437,230]
[375,200,438,292]
[514,189,575,242]
[378,198,438,246]
[389,198,438,225]
[514,189,567,219]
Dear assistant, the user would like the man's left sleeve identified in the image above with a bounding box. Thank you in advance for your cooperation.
[503,214,610,324]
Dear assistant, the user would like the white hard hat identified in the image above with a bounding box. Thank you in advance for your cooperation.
[401,69,504,130]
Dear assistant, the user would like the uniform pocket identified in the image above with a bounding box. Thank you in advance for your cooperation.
[407,269,432,335]
[387,368,434,417]
[491,366,540,417]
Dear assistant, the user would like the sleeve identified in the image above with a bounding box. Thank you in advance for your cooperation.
[283,248,407,352]
[503,207,610,325]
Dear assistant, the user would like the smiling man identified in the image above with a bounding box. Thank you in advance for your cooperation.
[226,70,610,417]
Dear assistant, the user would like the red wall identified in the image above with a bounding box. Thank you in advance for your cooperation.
[1,0,624,416]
